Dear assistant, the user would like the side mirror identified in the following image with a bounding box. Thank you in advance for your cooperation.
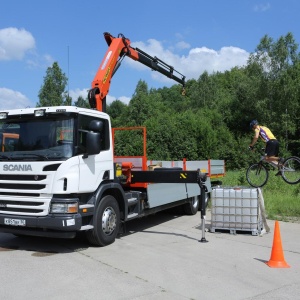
[89,120,103,132]
[85,131,101,156]
[84,120,103,158]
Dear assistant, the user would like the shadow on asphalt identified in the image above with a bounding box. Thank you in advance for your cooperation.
[118,208,199,241]
[0,208,191,254]
[0,232,90,255]
[254,258,268,264]
[121,209,184,233]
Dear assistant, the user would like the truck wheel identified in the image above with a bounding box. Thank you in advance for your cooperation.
[183,195,200,215]
[86,195,120,246]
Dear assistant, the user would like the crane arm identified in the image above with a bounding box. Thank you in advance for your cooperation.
[88,32,186,112]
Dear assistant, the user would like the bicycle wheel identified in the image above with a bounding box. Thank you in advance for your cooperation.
[246,163,269,187]
[281,156,300,184]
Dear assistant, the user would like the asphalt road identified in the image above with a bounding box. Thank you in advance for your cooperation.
[0,210,299,300]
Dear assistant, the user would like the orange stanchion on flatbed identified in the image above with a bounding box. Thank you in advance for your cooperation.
[266,220,290,268]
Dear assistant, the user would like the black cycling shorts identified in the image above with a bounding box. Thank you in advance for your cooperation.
[265,139,279,157]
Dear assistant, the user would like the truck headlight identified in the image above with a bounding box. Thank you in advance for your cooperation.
[50,202,78,214]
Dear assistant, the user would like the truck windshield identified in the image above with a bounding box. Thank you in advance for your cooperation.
[0,117,74,161]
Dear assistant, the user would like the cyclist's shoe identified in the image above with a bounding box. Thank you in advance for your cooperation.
[275,171,282,176]
[278,157,284,169]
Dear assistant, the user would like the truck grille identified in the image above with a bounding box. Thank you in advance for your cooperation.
[0,173,51,216]
[0,196,50,216]
[0,175,46,181]
[0,183,46,190]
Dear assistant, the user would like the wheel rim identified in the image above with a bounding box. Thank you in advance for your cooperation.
[247,164,268,187]
[192,196,199,209]
[282,157,300,184]
[102,206,117,235]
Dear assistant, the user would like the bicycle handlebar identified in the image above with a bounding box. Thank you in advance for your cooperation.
[248,146,265,154]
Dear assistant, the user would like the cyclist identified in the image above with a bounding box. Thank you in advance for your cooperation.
[249,120,283,175]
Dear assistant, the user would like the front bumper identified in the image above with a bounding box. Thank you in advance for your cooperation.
[0,213,82,239]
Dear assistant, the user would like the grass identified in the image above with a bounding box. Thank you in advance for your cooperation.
[218,170,300,222]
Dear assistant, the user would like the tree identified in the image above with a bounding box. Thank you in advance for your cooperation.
[247,32,300,152]
[37,62,68,107]
[64,94,72,106]
[74,96,90,108]
[127,80,153,126]
[106,100,128,127]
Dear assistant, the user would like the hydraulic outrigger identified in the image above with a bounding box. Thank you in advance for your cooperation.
[130,168,209,242]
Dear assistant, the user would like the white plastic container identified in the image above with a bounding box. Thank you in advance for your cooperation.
[211,187,260,235]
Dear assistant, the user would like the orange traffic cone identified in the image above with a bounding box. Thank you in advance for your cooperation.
[266,220,290,268]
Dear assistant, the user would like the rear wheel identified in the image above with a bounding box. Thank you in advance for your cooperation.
[183,195,200,215]
[246,163,269,187]
[86,195,120,247]
[281,156,300,184]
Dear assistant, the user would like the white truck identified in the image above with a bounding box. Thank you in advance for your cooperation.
[0,33,225,246]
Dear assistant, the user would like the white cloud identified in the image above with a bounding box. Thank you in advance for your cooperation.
[116,96,130,105]
[106,94,115,105]
[0,27,35,61]
[254,3,271,12]
[183,46,249,78]
[175,41,191,50]
[26,53,55,69]
[0,88,32,109]
[69,88,88,103]
[69,88,130,106]
[128,39,249,83]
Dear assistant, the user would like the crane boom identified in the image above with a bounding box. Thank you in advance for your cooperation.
[88,32,185,112]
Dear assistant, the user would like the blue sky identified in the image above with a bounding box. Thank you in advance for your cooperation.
[0,0,299,110]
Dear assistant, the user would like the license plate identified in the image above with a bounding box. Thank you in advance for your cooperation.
[4,218,26,226]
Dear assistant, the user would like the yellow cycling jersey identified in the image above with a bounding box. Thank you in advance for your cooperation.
[255,125,276,142]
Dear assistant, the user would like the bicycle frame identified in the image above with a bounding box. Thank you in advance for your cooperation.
[259,156,278,169]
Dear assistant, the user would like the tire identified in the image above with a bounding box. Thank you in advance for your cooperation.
[86,195,120,247]
[281,156,300,184]
[246,163,269,187]
[183,195,200,215]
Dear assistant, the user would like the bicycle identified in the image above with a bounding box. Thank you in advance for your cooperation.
[246,148,300,187]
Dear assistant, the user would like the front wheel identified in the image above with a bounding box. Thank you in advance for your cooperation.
[86,195,120,247]
[281,156,300,184]
[246,163,269,187]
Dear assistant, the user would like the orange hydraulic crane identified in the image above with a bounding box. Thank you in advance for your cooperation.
[88,32,186,112]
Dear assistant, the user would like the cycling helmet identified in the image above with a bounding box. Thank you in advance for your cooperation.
[250,119,258,129]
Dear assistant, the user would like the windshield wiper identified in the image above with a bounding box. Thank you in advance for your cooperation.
[13,153,49,160]
[0,154,11,160]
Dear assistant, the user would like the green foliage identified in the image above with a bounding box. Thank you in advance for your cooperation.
[37,62,69,107]
[74,96,90,108]
[107,100,127,120]
[113,128,144,156]
[144,110,199,160]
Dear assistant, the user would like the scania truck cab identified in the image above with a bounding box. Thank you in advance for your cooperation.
[0,106,115,243]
